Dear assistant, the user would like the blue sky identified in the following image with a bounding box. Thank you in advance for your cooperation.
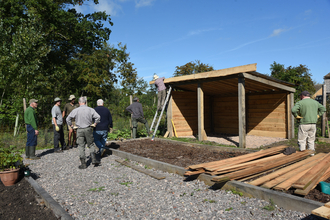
[76,0,330,84]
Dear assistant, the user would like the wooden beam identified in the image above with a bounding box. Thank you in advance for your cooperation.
[115,159,166,180]
[238,77,246,148]
[242,73,295,93]
[287,93,291,139]
[149,63,257,85]
[198,83,206,141]
[322,84,327,137]
[290,93,295,138]
[167,95,173,137]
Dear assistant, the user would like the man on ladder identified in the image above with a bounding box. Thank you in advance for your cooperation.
[153,74,166,112]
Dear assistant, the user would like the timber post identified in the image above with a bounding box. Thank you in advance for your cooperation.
[238,76,246,148]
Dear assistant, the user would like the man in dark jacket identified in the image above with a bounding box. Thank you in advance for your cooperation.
[93,99,113,157]
[126,97,150,138]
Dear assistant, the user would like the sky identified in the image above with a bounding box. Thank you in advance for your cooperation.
[75,0,330,84]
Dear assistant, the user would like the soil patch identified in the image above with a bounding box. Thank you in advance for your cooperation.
[115,139,330,203]
[0,174,58,220]
[115,139,248,168]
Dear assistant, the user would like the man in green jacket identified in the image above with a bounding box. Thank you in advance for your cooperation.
[292,91,326,153]
[24,99,40,160]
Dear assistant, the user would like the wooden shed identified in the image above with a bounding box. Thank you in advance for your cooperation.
[150,63,296,148]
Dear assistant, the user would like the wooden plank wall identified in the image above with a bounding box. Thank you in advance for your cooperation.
[171,91,210,137]
[247,93,287,138]
[213,96,239,135]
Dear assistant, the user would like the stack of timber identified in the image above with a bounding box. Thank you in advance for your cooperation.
[185,146,330,195]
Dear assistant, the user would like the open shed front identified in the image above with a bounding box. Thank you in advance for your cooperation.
[150,63,296,148]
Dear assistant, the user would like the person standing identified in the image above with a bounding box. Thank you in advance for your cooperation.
[292,90,326,153]
[52,97,67,153]
[153,74,166,112]
[93,99,113,157]
[66,97,101,169]
[62,95,79,148]
[125,97,150,138]
[24,99,40,160]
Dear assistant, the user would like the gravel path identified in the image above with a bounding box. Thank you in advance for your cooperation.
[24,148,313,220]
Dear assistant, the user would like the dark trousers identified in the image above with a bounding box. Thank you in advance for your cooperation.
[53,125,65,151]
[26,124,37,146]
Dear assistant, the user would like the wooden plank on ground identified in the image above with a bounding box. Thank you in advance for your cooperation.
[293,153,330,189]
[209,153,286,175]
[249,153,325,186]
[325,202,330,208]
[295,164,330,196]
[212,150,312,183]
[312,206,330,219]
[266,154,326,190]
[187,145,287,171]
[115,159,166,180]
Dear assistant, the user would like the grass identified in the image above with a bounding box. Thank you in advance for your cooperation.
[263,199,276,211]
[119,181,133,187]
[88,186,105,192]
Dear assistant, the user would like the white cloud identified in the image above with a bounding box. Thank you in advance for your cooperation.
[135,0,155,8]
[188,28,220,36]
[270,28,285,37]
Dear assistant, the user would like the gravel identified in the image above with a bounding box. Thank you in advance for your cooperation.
[24,148,314,220]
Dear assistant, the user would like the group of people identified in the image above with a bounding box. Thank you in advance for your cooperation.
[24,95,113,169]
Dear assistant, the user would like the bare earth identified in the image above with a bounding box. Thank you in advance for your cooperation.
[182,134,287,149]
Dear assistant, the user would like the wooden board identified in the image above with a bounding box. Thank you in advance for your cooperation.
[115,159,166,180]
[293,153,330,189]
[212,150,312,183]
[187,145,287,170]
[249,153,325,186]
[312,206,330,219]
[266,154,326,190]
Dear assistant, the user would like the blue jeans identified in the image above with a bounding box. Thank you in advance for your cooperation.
[93,130,108,152]
[26,124,37,146]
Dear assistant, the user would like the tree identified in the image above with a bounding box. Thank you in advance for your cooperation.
[0,0,138,127]
[173,60,214,77]
[270,62,316,101]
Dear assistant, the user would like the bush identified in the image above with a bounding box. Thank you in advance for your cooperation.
[0,144,24,171]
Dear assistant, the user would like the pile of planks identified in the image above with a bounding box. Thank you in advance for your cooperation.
[185,145,330,195]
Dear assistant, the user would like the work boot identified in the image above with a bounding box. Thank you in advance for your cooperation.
[78,158,87,169]
[25,146,30,159]
[91,153,100,166]
[29,146,40,160]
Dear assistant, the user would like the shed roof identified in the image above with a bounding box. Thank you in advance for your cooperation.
[150,63,296,96]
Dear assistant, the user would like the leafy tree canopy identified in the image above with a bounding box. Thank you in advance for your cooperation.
[173,60,214,77]
[270,61,316,101]
[0,0,139,127]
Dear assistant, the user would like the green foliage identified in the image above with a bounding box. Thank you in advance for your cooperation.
[270,62,316,101]
[230,188,243,197]
[108,128,131,140]
[225,207,233,211]
[0,144,24,171]
[88,186,105,192]
[119,181,133,187]
[263,199,276,211]
[173,60,214,77]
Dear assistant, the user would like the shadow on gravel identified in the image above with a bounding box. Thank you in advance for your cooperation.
[301,215,327,220]
[37,148,55,158]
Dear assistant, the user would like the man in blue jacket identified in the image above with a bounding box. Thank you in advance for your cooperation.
[94,99,113,157]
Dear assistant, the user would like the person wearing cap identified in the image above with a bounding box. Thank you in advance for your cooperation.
[66,96,101,169]
[93,99,113,157]
[52,97,67,152]
[153,74,166,112]
[125,97,150,138]
[62,95,79,149]
[24,99,40,160]
[292,90,326,153]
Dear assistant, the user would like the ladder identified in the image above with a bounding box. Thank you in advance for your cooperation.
[150,86,172,141]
